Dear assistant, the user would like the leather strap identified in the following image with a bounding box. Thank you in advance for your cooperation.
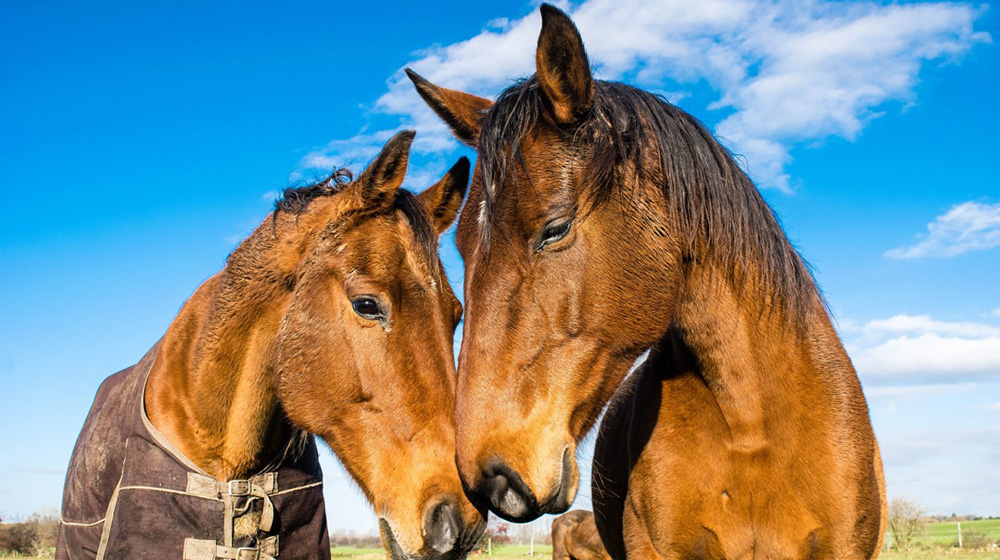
[183,536,278,560]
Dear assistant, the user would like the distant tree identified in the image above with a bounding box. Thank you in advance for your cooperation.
[887,497,925,552]
[0,521,39,555]
[327,529,381,549]
[510,517,554,545]
[27,508,60,550]
[473,520,512,552]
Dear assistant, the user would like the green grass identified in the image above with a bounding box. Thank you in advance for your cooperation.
[918,519,1000,545]
[881,550,1000,560]
[330,545,384,558]
[486,543,554,556]
[18,544,1000,560]
[19,522,1000,560]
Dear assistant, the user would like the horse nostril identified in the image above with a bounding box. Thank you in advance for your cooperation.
[379,518,407,560]
[423,501,462,555]
[482,460,540,522]
[538,446,575,514]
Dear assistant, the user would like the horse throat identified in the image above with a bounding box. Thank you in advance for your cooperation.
[146,246,293,480]
[669,262,844,455]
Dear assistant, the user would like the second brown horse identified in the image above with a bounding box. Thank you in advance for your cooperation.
[58,132,484,560]
[552,511,611,560]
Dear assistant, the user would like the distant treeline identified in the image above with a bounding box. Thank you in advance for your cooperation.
[0,512,59,556]
[328,530,383,549]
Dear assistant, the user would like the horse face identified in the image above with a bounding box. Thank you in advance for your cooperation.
[275,133,485,559]
[410,7,681,522]
[453,130,678,524]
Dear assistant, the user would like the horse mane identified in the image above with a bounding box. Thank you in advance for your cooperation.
[273,168,442,270]
[477,77,821,322]
[276,168,355,215]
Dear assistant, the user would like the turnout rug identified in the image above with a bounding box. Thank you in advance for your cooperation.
[56,343,331,560]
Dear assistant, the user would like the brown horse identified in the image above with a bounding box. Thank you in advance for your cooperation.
[552,511,611,560]
[407,4,885,559]
[57,131,485,560]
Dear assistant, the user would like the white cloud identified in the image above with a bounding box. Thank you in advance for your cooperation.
[879,427,1000,468]
[886,201,1000,259]
[846,313,1000,384]
[300,0,988,192]
[301,130,399,171]
[987,402,1000,412]
[864,382,979,400]
[853,333,1000,379]
[860,314,1000,338]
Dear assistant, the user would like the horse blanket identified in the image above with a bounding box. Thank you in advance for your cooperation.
[56,343,331,560]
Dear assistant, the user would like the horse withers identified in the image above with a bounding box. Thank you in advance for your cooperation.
[57,131,486,560]
[408,4,885,559]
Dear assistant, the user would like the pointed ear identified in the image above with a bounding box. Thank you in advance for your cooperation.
[418,157,470,234]
[406,69,492,148]
[536,4,593,124]
[356,130,415,206]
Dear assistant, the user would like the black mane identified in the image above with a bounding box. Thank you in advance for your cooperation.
[276,168,355,215]
[477,76,820,321]
[274,168,441,270]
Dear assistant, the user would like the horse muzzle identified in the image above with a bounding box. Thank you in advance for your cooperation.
[473,446,576,522]
[379,498,486,560]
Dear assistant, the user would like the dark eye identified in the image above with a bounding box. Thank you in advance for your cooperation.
[352,297,385,320]
[536,219,573,251]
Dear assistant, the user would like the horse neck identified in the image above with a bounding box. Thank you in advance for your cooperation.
[146,227,291,479]
[669,261,862,454]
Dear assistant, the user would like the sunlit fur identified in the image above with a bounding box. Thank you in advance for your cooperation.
[410,4,886,559]
[552,511,612,560]
[143,133,485,559]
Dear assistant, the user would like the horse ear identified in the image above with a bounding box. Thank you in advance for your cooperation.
[418,157,470,234]
[356,130,415,205]
[406,69,492,148]
[536,4,593,124]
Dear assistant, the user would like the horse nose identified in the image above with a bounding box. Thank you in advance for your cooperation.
[421,500,467,558]
[482,463,536,521]
[478,449,575,522]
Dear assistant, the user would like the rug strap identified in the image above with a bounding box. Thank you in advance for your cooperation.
[183,536,278,560]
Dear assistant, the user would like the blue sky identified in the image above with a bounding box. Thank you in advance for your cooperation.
[1,0,998,533]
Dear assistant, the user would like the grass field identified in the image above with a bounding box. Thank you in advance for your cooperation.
[15,522,1000,559]
[921,519,1000,546]
[14,547,1000,560]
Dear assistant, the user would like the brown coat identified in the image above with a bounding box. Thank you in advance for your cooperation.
[552,511,611,560]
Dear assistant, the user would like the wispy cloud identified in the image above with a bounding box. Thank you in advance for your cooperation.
[886,201,1000,259]
[880,427,1000,467]
[852,314,1000,339]
[845,313,1000,384]
[301,0,988,192]
[853,334,1000,380]
[864,382,980,400]
[301,130,400,171]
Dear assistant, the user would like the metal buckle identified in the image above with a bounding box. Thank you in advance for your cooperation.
[228,479,251,496]
[235,547,260,560]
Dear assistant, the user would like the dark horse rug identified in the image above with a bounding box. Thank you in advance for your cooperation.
[56,343,331,560]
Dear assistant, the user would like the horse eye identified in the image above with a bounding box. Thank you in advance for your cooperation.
[351,297,384,320]
[536,220,573,251]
